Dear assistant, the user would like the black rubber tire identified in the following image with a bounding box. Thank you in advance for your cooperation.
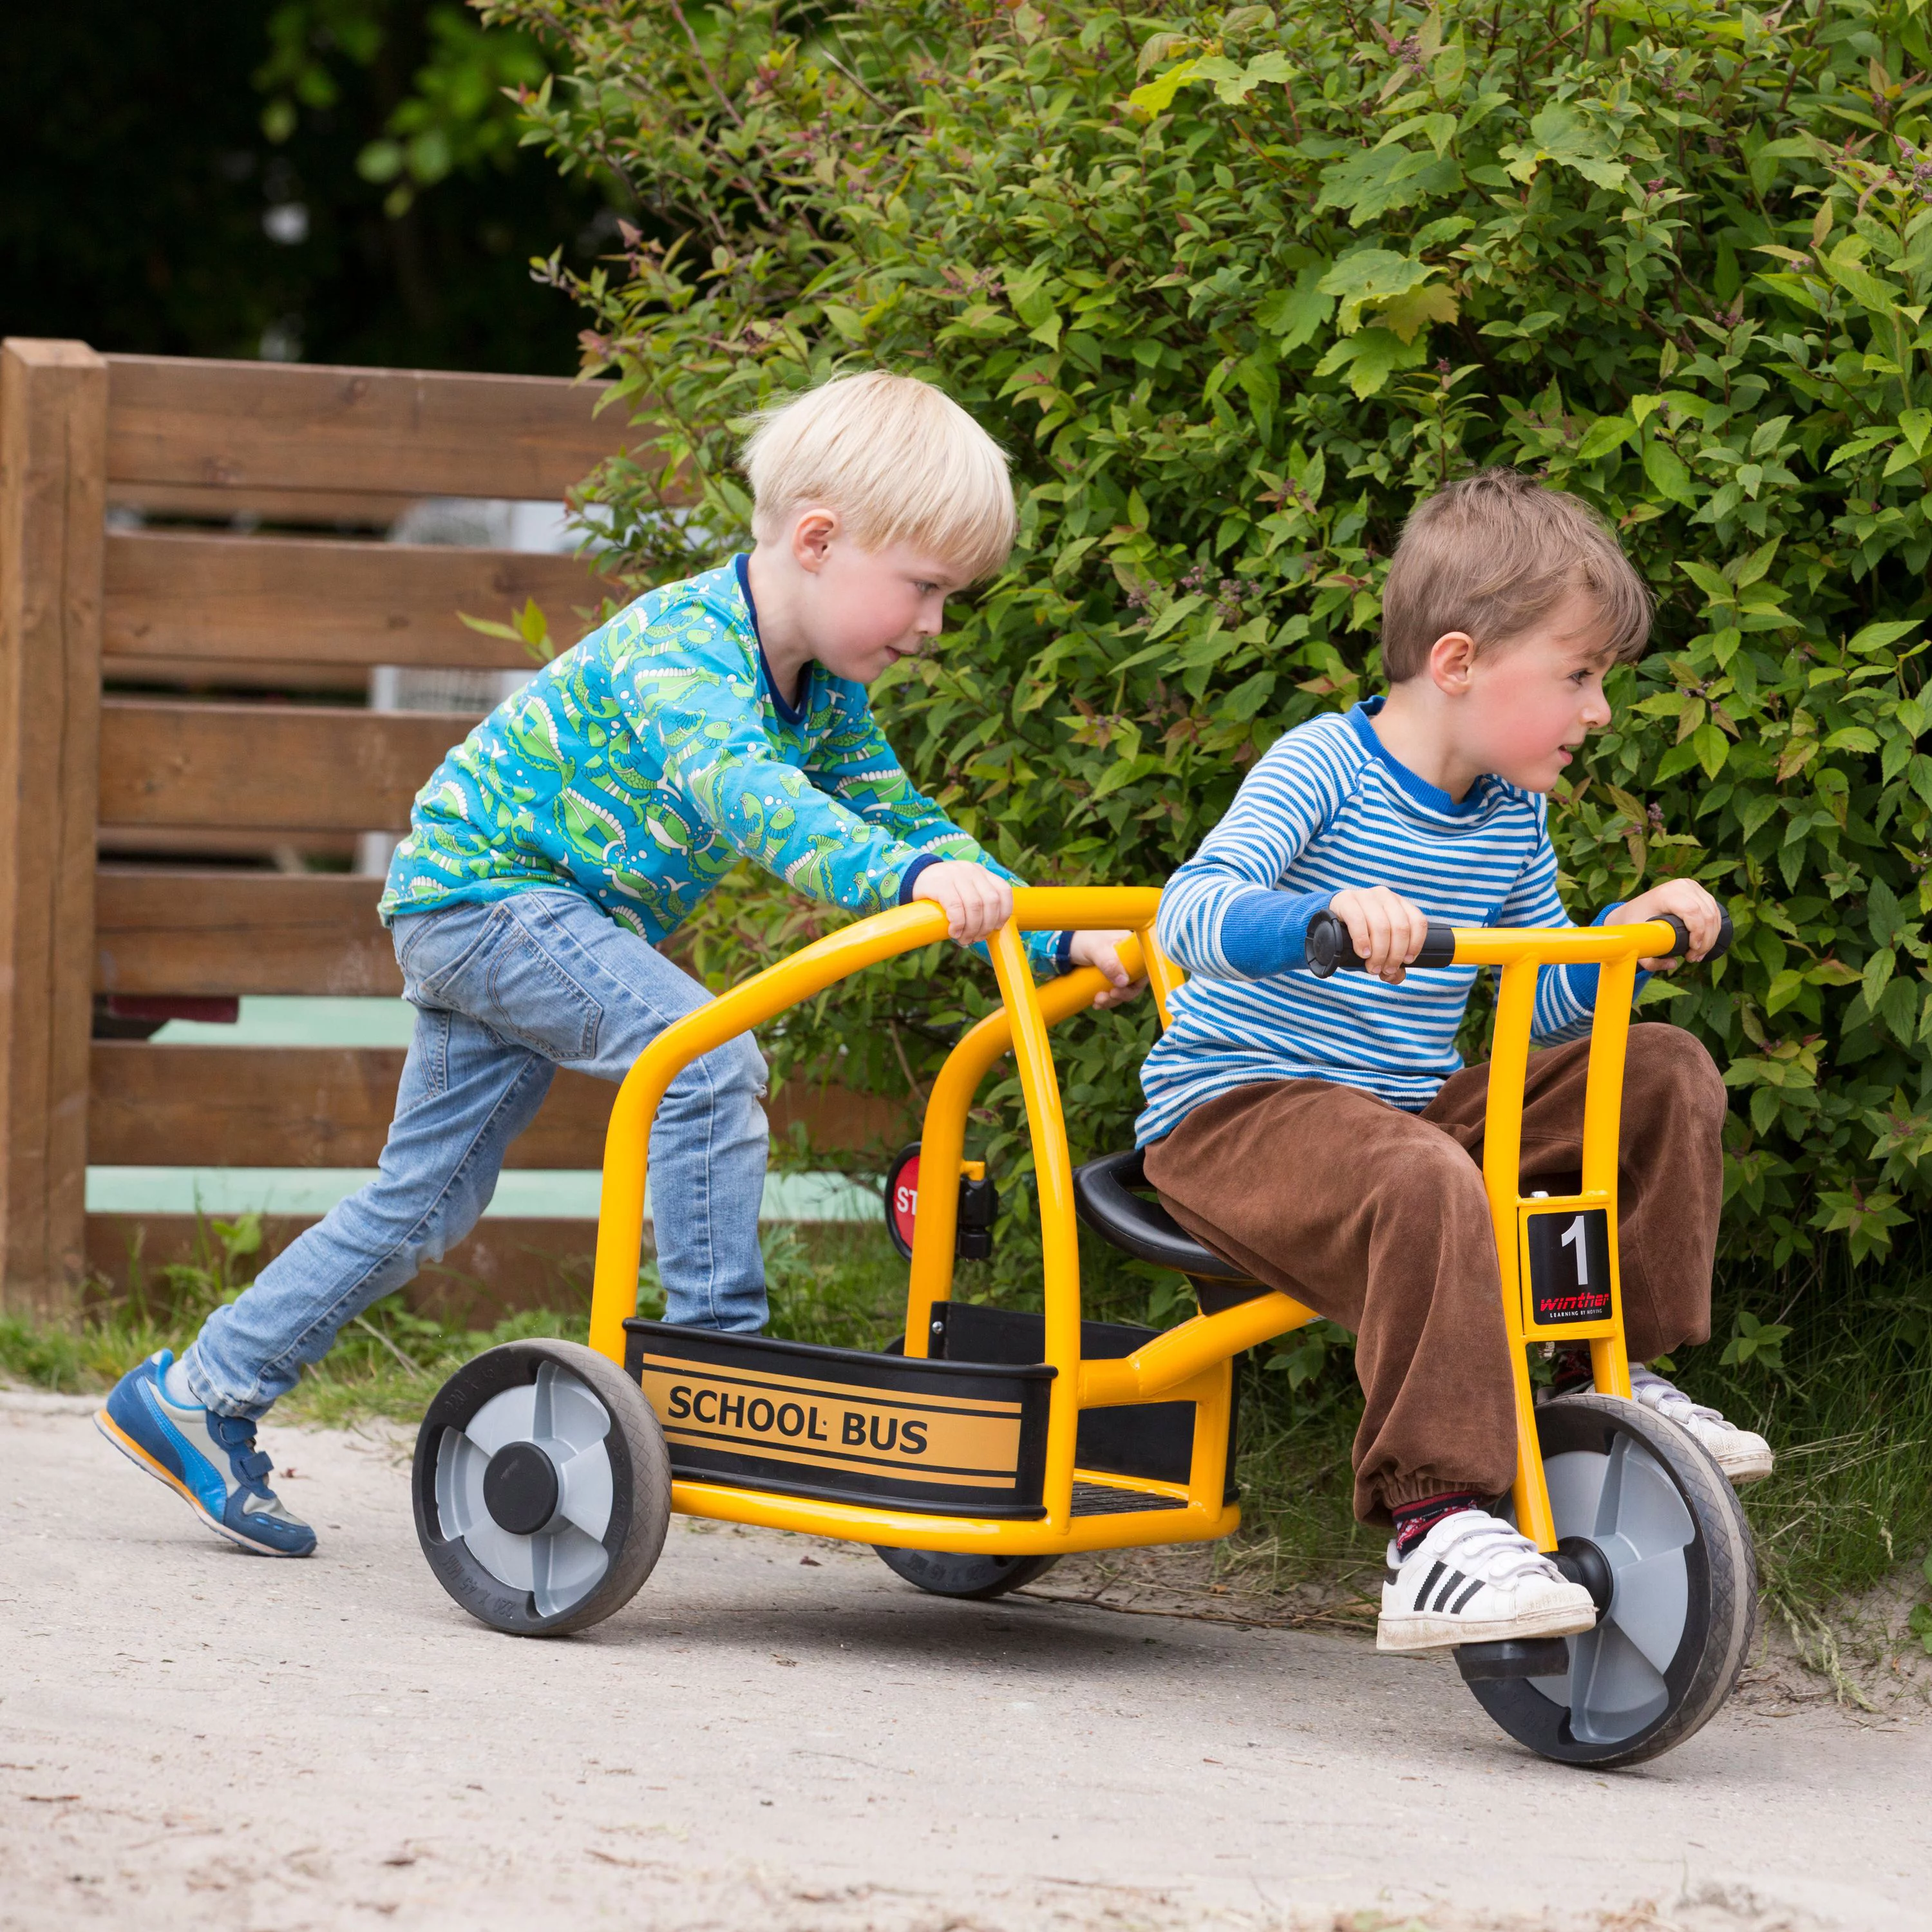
[413,1339,671,1637]
[871,1547,1062,1600]
[1467,1392,1756,1768]
[869,1341,1060,1599]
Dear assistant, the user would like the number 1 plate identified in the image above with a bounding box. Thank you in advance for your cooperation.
[1519,1202,1615,1336]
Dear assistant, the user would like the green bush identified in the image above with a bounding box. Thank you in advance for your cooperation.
[491,0,1932,1277]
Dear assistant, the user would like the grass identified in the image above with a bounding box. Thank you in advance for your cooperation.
[0,1215,912,1429]
[6,1210,1928,1654]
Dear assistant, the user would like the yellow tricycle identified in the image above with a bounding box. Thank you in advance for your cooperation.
[412,887,1754,1768]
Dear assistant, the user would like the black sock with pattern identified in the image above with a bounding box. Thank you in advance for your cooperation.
[1550,1346,1594,1396]
[1390,1490,1484,1558]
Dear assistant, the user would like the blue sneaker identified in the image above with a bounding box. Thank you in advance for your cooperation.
[95,1351,316,1557]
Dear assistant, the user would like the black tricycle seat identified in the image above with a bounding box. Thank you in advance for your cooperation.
[1071,1148,1269,1311]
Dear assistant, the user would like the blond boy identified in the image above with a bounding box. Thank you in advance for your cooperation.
[99,374,1132,1557]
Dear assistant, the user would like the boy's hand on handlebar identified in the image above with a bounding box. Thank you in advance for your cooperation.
[1329,886,1432,984]
[1607,879,1723,970]
[913,861,1014,945]
[1068,929,1145,1009]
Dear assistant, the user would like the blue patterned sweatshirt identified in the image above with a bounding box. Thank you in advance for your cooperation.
[382,557,1065,975]
[1137,699,1635,1142]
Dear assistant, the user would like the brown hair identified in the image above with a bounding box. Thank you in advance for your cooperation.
[1378,468,1651,682]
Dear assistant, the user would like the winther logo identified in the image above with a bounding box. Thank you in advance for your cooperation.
[1524,1205,1615,1330]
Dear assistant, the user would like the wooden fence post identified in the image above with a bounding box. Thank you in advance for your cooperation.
[0,341,106,1316]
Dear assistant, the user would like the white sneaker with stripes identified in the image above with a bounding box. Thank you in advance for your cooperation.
[1628,1365,1775,1483]
[1377,1509,1598,1654]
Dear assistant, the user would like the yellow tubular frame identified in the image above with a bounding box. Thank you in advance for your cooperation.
[587,893,1682,1558]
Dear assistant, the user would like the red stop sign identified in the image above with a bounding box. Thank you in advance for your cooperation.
[884,1143,922,1259]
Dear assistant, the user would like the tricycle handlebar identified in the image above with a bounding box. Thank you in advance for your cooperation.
[1303,908,1734,978]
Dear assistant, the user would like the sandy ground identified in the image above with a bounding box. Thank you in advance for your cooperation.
[3,1389,1926,1932]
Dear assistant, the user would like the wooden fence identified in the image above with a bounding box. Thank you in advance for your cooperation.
[0,340,900,1323]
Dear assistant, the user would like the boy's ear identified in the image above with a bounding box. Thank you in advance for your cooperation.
[1428,630,1479,694]
[790,505,840,573]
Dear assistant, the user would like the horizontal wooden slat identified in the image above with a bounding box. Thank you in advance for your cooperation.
[90,1043,606,1167]
[95,870,395,997]
[99,697,476,831]
[104,530,618,670]
[106,355,638,501]
[90,1045,911,1168]
[769,1083,912,1153]
[87,1213,601,1329]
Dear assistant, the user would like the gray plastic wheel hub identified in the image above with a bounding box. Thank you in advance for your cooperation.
[433,1360,617,1620]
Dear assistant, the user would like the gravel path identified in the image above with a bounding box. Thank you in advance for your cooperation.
[3,1390,1924,1931]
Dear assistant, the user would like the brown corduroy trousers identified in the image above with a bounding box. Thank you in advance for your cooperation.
[1142,1024,1726,1524]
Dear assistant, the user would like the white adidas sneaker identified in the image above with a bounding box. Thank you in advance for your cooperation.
[1629,1365,1775,1483]
[1378,1509,1597,1654]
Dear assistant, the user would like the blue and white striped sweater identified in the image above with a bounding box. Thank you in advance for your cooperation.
[1137,700,1632,1142]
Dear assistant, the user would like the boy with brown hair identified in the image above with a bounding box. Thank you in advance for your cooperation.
[1139,469,1771,1654]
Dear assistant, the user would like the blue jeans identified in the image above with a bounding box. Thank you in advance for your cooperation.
[182,889,769,1417]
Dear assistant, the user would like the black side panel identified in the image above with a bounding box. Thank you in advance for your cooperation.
[625,1320,1052,1519]
[931,1302,1239,1500]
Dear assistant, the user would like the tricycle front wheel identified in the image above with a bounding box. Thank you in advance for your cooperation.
[1466,1392,1756,1768]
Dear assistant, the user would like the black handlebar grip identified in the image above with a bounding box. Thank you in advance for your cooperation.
[1304,911,1456,978]
[1655,909,1734,963]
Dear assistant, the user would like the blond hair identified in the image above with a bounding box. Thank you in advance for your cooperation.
[741,372,1017,581]
[1379,468,1651,681]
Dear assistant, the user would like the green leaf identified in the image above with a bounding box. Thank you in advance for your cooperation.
[1862,946,1897,1010]
[1314,144,1457,227]
[1316,249,1436,335]
[1256,265,1335,350]
[1678,559,1734,603]
[1221,670,1276,720]
[1127,59,1202,117]
[1191,50,1294,105]
[822,303,867,344]
[1139,592,1206,642]
[1576,415,1637,462]
[1500,102,1630,191]
[1644,440,1697,507]
[1311,326,1428,399]
[1911,1603,1932,1656]
[1378,282,1459,344]
[1846,620,1921,656]
[1819,245,1900,316]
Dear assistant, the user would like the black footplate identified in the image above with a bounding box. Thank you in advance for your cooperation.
[1071,1482,1187,1517]
[626,1321,1052,1518]
[1455,1636,1573,1682]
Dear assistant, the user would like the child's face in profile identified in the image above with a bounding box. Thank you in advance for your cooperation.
[1458,587,1619,794]
[802,533,967,685]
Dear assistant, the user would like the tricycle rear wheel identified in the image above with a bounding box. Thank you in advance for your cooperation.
[871,1547,1061,1600]
[1466,1392,1756,1768]
[413,1340,670,1636]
